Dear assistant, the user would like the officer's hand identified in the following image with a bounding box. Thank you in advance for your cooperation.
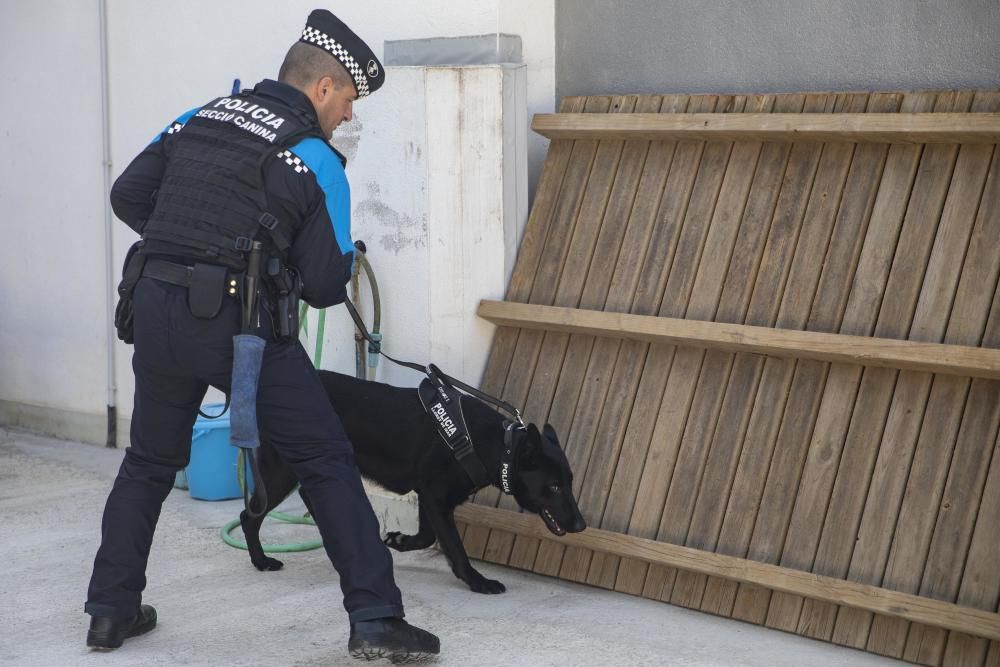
[354,240,367,254]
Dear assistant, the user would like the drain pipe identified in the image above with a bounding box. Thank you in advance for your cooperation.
[99,0,118,447]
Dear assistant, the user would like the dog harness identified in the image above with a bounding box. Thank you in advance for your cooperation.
[345,301,527,493]
[417,365,525,494]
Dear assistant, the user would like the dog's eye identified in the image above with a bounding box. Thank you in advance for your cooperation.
[548,484,560,493]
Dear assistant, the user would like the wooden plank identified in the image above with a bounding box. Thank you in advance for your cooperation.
[840,141,999,664]
[532,94,721,580]
[455,504,1000,642]
[902,146,1000,667]
[941,418,1000,667]
[640,93,834,603]
[504,94,666,571]
[531,112,1000,144]
[528,93,693,578]
[988,642,1000,667]
[461,95,600,558]
[701,92,903,618]
[480,95,629,567]
[730,90,937,627]
[759,90,968,635]
[533,94,720,579]
[585,94,777,593]
[668,92,868,610]
[798,92,997,652]
[858,92,998,662]
[476,300,1000,380]
[459,95,587,551]
[558,95,746,586]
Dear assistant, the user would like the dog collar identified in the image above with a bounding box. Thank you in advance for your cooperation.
[499,421,523,495]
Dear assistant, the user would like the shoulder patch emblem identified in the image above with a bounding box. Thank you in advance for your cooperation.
[166,122,184,134]
[277,149,310,174]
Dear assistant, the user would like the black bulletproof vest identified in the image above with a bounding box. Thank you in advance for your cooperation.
[141,92,326,270]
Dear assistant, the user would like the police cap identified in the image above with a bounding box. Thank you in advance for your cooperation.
[299,9,384,98]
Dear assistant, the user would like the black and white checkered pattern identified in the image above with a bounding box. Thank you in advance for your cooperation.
[301,26,370,97]
[277,149,309,174]
[166,122,184,134]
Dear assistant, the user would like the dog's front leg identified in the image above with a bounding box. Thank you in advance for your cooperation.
[419,495,506,594]
[384,501,435,552]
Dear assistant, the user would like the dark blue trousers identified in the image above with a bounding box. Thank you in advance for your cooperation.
[85,277,403,623]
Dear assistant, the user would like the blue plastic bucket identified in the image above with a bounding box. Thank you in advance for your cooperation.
[186,403,249,501]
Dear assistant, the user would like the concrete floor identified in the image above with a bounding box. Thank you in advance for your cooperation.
[0,427,905,667]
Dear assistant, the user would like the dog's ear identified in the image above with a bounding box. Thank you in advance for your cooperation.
[542,423,561,448]
[517,424,543,466]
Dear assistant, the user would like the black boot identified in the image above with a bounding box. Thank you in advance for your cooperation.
[348,618,440,662]
[86,604,158,650]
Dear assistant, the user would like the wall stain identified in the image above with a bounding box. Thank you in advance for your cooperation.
[354,181,427,254]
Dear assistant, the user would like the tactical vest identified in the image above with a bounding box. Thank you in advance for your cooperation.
[141,91,330,270]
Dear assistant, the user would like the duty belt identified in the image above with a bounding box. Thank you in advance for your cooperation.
[143,258,239,295]
[143,258,239,320]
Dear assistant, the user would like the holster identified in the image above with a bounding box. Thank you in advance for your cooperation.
[114,241,148,344]
[266,258,302,342]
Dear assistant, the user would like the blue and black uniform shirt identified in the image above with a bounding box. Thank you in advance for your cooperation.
[110,79,354,308]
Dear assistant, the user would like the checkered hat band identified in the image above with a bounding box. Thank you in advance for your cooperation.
[301,26,370,97]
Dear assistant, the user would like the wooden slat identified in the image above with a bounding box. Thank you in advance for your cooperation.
[558,95,745,586]
[801,95,997,656]
[673,91,875,612]
[532,112,1000,144]
[458,95,588,549]
[527,93,693,578]
[461,95,599,560]
[476,300,1000,380]
[766,90,971,641]
[456,505,1000,643]
[533,94,723,582]
[701,92,902,619]
[503,94,660,571]
[856,93,998,663]
[941,421,1000,667]
[729,88,936,630]
[639,93,834,603]
[480,95,637,568]
[585,94,775,592]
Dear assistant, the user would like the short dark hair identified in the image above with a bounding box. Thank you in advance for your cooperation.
[278,42,355,92]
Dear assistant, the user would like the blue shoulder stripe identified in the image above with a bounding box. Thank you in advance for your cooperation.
[150,106,200,144]
[288,137,354,256]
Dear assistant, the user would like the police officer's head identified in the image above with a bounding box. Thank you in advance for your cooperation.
[279,10,384,139]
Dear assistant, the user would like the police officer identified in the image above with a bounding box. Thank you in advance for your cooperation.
[85,10,440,661]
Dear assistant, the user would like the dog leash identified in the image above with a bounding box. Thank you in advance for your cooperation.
[344,298,525,427]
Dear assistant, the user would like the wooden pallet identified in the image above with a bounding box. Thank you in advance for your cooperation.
[458,90,1000,666]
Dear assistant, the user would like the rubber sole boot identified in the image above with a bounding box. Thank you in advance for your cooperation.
[86,604,157,650]
[348,618,440,663]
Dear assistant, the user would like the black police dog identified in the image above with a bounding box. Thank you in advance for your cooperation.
[240,370,587,594]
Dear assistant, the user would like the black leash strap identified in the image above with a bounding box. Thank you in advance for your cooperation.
[344,297,525,426]
[198,394,230,419]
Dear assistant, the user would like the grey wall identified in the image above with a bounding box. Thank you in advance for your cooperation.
[556,1,1000,100]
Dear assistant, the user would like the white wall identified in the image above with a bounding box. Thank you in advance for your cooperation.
[0,1,109,423]
[0,0,553,444]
